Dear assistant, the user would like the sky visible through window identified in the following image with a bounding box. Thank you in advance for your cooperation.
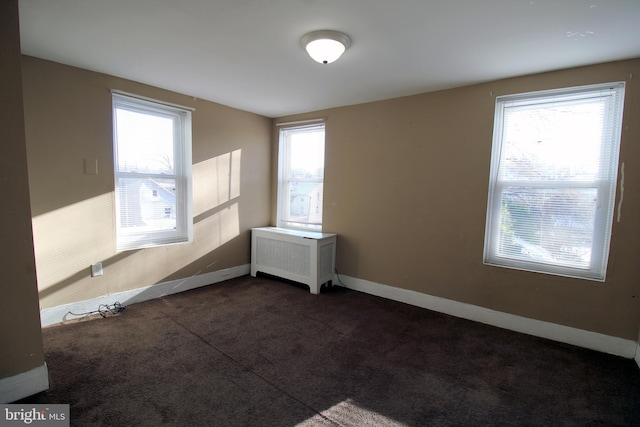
[115,108,174,174]
[290,129,324,177]
[502,100,604,182]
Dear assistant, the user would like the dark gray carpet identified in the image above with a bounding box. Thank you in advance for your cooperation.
[21,275,640,426]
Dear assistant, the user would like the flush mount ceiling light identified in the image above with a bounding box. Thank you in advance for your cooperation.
[301,30,351,64]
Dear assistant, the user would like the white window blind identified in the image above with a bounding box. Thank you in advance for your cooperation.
[484,82,625,281]
[277,123,325,231]
[112,93,193,251]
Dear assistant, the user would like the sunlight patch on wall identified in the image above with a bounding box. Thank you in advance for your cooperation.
[104,202,240,294]
[104,203,240,293]
[173,201,240,273]
[193,149,241,217]
[32,193,114,293]
[35,150,243,308]
[100,146,242,294]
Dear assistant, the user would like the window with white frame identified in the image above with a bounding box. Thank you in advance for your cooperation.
[112,93,193,251]
[484,82,625,281]
[277,123,325,231]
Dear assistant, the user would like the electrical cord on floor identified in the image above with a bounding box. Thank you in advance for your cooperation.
[68,302,126,318]
[334,268,348,288]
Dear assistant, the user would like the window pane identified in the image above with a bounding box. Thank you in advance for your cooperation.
[278,124,325,231]
[285,182,323,225]
[115,108,175,174]
[501,99,605,182]
[116,177,177,233]
[289,129,325,179]
[498,187,596,268]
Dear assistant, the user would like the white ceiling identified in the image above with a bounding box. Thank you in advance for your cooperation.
[18,0,640,118]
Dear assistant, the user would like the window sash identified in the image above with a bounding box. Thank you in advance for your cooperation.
[113,93,193,251]
[484,82,625,281]
[277,123,325,231]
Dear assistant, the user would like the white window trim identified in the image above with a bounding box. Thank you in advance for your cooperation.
[276,122,326,231]
[483,82,625,281]
[112,92,193,251]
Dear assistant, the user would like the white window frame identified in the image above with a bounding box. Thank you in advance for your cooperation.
[112,92,193,251]
[483,82,625,281]
[277,122,326,231]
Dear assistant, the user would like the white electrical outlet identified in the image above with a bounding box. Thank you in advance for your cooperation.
[91,262,103,277]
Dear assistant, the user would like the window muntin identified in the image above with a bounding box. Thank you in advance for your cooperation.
[277,124,325,231]
[484,83,625,281]
[112,93,193,251]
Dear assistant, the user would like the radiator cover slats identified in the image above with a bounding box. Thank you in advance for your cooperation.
[251,227,337,294]
[256,237,310,276]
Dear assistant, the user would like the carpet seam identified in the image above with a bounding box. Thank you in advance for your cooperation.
[161,310,343,426]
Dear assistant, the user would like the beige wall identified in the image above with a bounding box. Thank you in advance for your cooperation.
[0,0,45,380]
[275,59,640,341]
[22,56,272,309]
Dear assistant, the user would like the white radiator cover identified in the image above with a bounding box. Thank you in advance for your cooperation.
[251,227,336,294]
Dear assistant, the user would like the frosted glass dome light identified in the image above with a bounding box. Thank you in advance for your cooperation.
[301,30,351,64]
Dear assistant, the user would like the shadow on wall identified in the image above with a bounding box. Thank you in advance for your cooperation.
[34,150,243,308]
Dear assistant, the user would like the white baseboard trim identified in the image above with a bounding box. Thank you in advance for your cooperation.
[337,274,637,359]
[40,264,250,327]
[635,343,640,369]
[0,363,49,403]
